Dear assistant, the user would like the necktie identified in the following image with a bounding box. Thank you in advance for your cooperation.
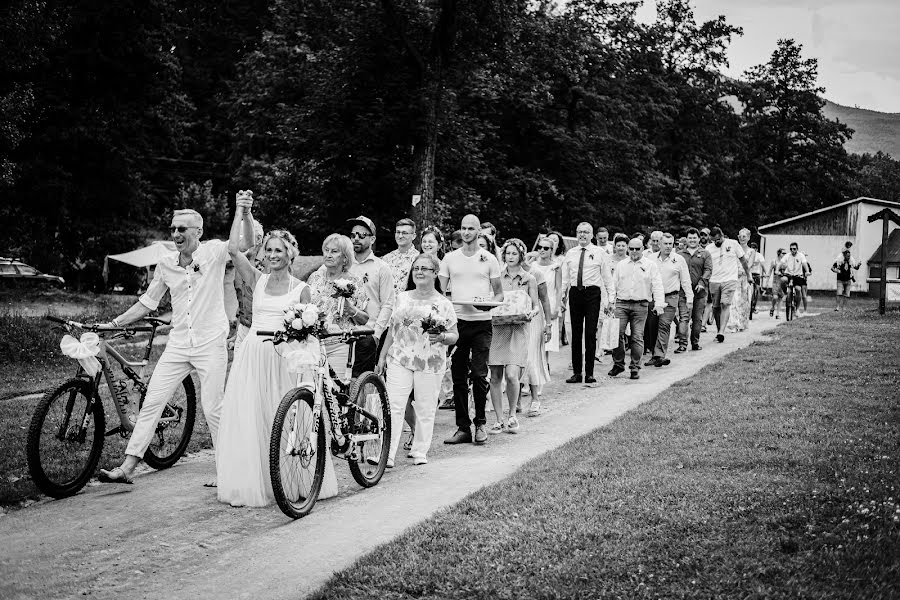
[577,247,586,289]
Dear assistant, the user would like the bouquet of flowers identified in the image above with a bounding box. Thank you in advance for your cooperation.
[419,308,450,335]
[331,278,356,316]
[279,303,327,343]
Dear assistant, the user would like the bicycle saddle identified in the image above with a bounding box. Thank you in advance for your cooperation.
[144,317,171,327]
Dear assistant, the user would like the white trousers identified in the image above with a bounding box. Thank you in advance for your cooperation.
[126,337,227,459]
[233,323,251,353]
[385,359,444,461]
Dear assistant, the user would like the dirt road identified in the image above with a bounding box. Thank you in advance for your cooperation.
[0,316,784,600]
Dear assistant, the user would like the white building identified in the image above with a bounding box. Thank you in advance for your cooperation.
[758,197,900,293]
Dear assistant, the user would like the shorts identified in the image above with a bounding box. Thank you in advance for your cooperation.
[836,280,852,297]
[709,280,737,308]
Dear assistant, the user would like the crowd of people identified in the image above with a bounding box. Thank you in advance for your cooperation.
[93,192,827,509]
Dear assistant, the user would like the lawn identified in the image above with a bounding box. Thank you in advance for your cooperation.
[311,302,900,599]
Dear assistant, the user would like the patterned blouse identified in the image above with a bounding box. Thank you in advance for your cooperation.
[386,291,457,374]
[306,266,369,330]
[381,247,420,291]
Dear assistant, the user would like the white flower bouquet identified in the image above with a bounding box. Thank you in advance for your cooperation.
[280,303,327,342]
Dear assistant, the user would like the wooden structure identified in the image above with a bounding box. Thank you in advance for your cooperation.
[867,208,900,314]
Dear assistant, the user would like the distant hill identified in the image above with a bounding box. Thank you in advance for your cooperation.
[822,100,900,158]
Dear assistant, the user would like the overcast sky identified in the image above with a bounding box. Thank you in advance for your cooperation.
[633,0,900,113]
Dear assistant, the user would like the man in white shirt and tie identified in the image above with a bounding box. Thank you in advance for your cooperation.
[609,237,664,380]
[99,207,238,485]
[561,222,614,384]
[645,233,693,367]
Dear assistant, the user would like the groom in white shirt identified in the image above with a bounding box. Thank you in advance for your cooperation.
[99,207,237,485]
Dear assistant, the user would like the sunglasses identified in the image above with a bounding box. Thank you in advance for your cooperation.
[349,232,371,239]
[538,245,553,251]
[170,226,199,234]
[628,247,643,251]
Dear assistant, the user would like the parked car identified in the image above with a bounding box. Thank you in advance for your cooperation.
[0,257,65,286]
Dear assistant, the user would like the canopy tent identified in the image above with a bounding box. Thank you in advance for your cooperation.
[106,240,176,268]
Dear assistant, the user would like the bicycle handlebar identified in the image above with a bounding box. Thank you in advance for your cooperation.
[256,327,375,340]
[44,315,153,333]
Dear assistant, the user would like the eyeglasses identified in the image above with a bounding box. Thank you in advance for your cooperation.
[170,226,199,234]
[538,245,553,251]
[576,230,592,235]
[411,266,435,273]
[395,230,414,236]
[350,232,371,239]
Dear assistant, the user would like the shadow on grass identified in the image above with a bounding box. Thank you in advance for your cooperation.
[311,305,899,599]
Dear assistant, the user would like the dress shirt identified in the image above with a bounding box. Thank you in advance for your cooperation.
[655,251,694,304]
[349,251,396,337]
[678,247,713,289]
[381,246,420,291]
[140,240,230,348]
[614,256,664,307]
[779,252,808,277]
[562,243,615,300]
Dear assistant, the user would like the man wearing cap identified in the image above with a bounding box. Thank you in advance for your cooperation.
[348,216,396,376]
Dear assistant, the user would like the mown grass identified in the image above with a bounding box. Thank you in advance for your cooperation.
[311,303,900,599]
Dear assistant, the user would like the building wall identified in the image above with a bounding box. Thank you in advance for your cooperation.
[759,234,857,291]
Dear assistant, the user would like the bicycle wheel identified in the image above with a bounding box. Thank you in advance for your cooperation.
[26,379,105,498]
[347,371,390,488]
[784,289,794,321]
[142,376,197,470]
[270,388,325,519]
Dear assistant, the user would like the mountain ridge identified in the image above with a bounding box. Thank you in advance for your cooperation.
[822,99,900,158]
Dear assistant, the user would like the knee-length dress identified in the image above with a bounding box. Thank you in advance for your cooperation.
[217,274,338,507]
[488,288,531,368]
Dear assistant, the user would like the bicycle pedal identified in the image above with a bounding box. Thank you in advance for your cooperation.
[104,426,124,437]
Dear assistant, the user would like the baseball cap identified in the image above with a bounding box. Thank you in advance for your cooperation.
[347,215,376,235]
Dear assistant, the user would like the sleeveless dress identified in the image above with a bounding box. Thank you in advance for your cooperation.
[529,261,560,353]
[217,274,338,507]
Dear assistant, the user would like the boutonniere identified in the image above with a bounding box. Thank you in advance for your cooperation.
[191,263,202,274]
[479,254,488,263]
[725,245,732,252]
[589,253,595,260]
[362,273,369,284]
[639,266,646,272]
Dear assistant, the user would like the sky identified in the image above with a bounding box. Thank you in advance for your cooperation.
[633,0,900,113]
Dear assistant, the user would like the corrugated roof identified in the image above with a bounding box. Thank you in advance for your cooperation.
[867,228,900,265]
[759,197,900,232]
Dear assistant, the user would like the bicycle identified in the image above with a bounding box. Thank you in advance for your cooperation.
[26,315,196,498]
[257,326,390,519]
[782,275,800,321]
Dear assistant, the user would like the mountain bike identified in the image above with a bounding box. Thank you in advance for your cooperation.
[783,275,799,321]
[26,315,196,498]
[257,327,390,519]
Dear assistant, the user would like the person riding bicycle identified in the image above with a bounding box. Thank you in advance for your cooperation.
[778,243,809,315]
[99,206,249,486]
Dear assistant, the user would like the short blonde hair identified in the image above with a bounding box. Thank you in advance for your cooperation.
[322,233,354,272]
[173,209,203,228]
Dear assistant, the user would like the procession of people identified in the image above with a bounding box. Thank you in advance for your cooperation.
[96,191,806,509]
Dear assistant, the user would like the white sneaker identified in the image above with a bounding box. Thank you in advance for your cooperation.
[413,456,427,465]
[488,422,505,434]
[506,416,520,434]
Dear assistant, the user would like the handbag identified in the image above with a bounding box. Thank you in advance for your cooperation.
[599,316,620,350]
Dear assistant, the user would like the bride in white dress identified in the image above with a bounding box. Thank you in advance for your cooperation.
[217,195,338,507]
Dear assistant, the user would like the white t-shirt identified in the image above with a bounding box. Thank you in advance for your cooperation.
[705,239,745,283]
[439,248,501,321]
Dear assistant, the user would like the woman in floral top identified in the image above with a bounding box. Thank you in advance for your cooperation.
[307,233,370,380]
[377,254,458,467]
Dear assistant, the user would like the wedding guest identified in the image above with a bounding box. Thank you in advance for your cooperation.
[595,227,614,254]
[609,238,664,380]
[676,228,712,352]
[832,248,860,311]
[706,226,750,343]
[477,232,497,256]
[217,197,340,507]
[377,253,458,466]
[778,243,809,315]
[449,230,464,250]
[767,248,786,318]
[420,226,445,260]
[439,214,503,445]
[610,234,629,274]
[489,239,540,434]
[748,241,765,316]
[645,233,692,367]
[561,222,614,384]
[307,234,370,380]
[524,234,562,416]
[676,237,687,253]
[644,231,663,257]
[520,235,555,416]
[728,228,753,332]
[547,231,567,262]
[547,230,569,346]
[348,216,395,375]
[98,205,236,486]
[382,218,420,292]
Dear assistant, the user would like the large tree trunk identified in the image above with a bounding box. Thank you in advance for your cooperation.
[411,65,442,228]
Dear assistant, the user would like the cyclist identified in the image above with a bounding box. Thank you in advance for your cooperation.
[778,242,808,315]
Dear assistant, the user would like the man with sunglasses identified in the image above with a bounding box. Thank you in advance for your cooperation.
[99,198,254,485]
[609,237,664,380]
[348,215,396,376]
[561,222,614,384]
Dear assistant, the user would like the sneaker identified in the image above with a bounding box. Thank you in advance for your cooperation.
[473,425,488,445]
[527,401,542,417]
[488,422,505,434]
[691,343,702,351]
[565,374,582,383]
[674,345,687,354]
[413,456,427,465]
[608,365,625,377]
[386,459,395,469]
[444,428,472,444]
[629,371,640,380]
[716,334,725,343]
[645,357,661,367]
[506,416,520,434]
[656,358,670,367]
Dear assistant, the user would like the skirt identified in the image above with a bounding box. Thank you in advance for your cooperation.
[521,313,550,386]
[488,323,528,368]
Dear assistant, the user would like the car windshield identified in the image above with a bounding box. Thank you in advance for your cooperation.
[16,264,38,275]
[0,265,16,275]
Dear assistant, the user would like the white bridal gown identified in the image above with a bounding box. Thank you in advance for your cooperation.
[217,274,338,507]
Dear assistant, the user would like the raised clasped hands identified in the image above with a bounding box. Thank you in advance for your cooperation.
[235,189,254,213]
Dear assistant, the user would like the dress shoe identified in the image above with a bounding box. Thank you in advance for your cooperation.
[645,357,661,367]
[444,428,472,444]
[584,375,597,384]
[674,345,687,354]
[629,371,640,380]
[566,374,583,383]
[608,366,625,377]
[716,334,725,343]
[656,358,670,367]
[473,425,488,445]
[691,343,701,351]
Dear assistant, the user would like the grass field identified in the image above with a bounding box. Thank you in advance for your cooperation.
[311,302,899,599]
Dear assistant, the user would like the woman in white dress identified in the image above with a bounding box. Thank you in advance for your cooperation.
[522,235,560,416]
[217,200,339,507]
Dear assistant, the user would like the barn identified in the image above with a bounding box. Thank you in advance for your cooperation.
[758,197,900,294]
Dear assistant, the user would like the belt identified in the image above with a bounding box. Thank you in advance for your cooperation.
[572,285,601,291]
[664,290,680,296]
[617,299,649,303]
